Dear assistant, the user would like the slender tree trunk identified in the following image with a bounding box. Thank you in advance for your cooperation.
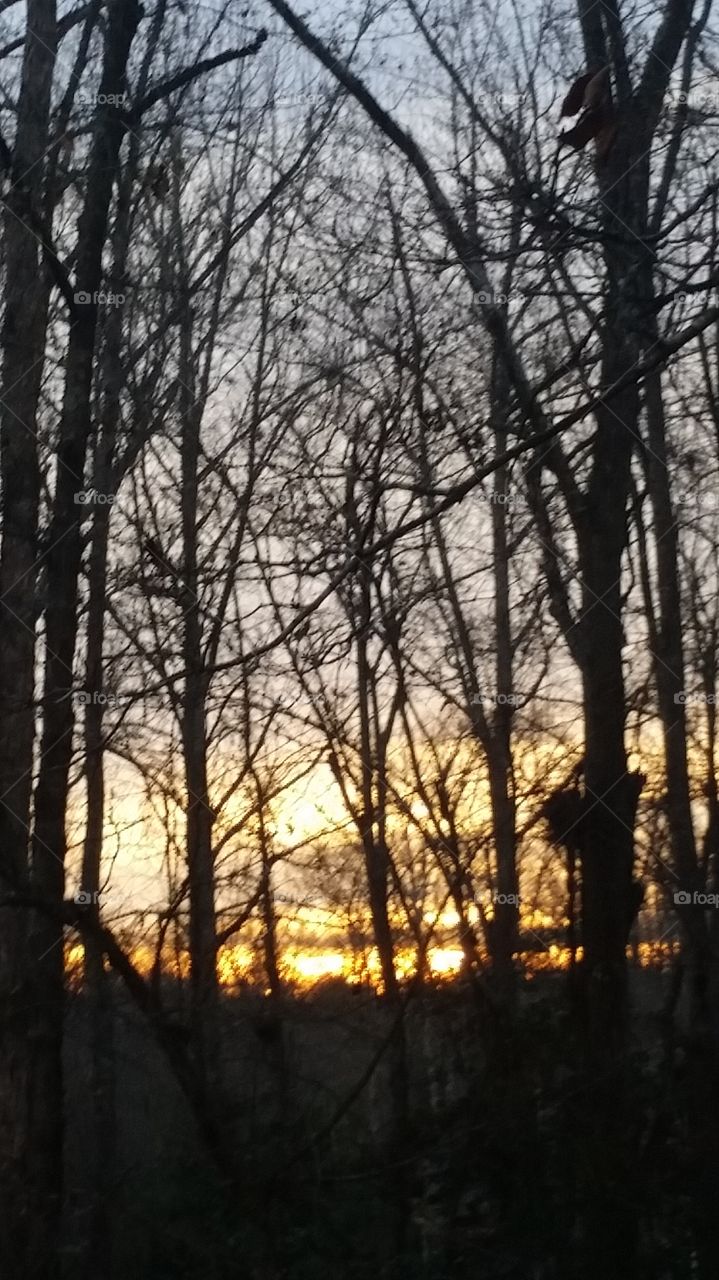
[355,563,398,998]
[77,396,119,1280]
[570,85,651,1280]
[0,5,56,1273]
[641,351,719,1277]
[642,351,714,1035]
[182,692,220,1093]
[256,802,290,1126]
[177,305,221,1110]
[27,7,141,1273]
[0,6,55,866]
[486,746,517,979]
[486,356,519,988]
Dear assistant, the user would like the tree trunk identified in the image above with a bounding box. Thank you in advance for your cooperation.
[77,393,119,1280]
[0,5,57,1274]
[177,305,221,1112]
[642,348,714,1035]
[487,353,519,988]
[27,6,142,1273]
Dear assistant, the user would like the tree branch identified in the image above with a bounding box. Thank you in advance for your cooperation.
[127,30,268,121]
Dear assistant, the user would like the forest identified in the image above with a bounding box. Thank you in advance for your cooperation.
[1,0,719,1276]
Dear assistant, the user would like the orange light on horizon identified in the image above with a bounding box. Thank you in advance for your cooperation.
[66,929,681,996]
[427,947,465,974]
[285,950,347,980]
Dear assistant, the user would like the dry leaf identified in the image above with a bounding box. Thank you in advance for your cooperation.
[561,108,606,149]
[595,120,618,165]
[560,71,595,117]
[583,66,610,112]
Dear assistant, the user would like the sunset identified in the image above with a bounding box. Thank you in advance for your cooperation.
[1,1,719,1278]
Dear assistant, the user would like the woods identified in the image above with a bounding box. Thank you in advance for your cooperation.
[1,0,719,1276]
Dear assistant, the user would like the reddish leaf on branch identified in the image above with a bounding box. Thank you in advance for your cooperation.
[560,71,595,117]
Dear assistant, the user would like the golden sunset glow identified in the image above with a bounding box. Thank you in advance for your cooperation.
[67,934,680,992]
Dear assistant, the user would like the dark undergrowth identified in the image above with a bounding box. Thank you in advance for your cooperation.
[64,970,717,1280]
